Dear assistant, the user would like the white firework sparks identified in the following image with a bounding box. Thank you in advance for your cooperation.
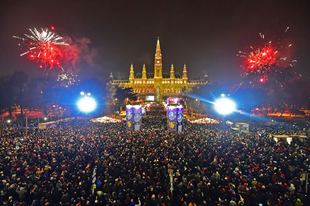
[13,28,69,69]
[57,72,79,87]
[13,28,68,57]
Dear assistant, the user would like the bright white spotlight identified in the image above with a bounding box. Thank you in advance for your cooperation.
[78,96,97,113]
[214,98,236,115]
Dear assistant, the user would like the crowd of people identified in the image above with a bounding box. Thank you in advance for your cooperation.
[0,115,309,206]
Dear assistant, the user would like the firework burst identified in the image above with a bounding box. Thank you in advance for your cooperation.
[14,28,68,69]
[238,27,298,87]
[57,71,79,87]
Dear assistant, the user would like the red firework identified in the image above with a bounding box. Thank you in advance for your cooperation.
[32,41,63,69]
[237,28,298,87]
[238,29,296,75]
[14,28,68,70]
[14,27,97,76]
[246,45,277,73]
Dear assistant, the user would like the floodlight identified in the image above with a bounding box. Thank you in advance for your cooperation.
[80,91,85,96]
[78,96,97,113]
[214,97,236,115]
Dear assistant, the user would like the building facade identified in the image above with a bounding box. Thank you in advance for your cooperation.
[107,38,209,103]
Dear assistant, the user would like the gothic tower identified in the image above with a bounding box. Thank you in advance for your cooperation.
[129,64,134,84]
[154,37,162,78]
[142,64,147,80]
[154,37,163,103]
[170,64,175,80]
[182,64,188,82]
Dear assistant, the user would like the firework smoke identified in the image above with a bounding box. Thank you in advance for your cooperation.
[62,37,98,69]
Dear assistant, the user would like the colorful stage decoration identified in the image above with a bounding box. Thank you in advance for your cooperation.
[126,105,142,131]
[167,97,183,132]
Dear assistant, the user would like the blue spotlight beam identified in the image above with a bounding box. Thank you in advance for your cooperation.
[184,93,237,116]
[186,93,288,126]
[184,93,215,104]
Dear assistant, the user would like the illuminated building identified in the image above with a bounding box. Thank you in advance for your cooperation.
[107,38,209,102]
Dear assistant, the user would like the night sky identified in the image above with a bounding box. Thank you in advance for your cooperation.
[0,0,309,84]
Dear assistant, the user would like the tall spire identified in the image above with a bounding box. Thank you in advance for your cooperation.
[157,37,160,48]
[142,64,147,79]
[109,72,114,83]
[154,37,162,78]
[182,64,188,80]
[129,64,135,84]
[130,64,134,72]
[204,72,209,83]
[170,64,175,79]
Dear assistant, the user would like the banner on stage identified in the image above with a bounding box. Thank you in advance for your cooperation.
[126,105,133,131]
[177,106,183,132]
[133,105,142,131]
[167,106,177,132]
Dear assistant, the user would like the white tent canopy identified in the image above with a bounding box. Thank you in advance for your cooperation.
[91,116,121,123]
[190,117,219,124]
